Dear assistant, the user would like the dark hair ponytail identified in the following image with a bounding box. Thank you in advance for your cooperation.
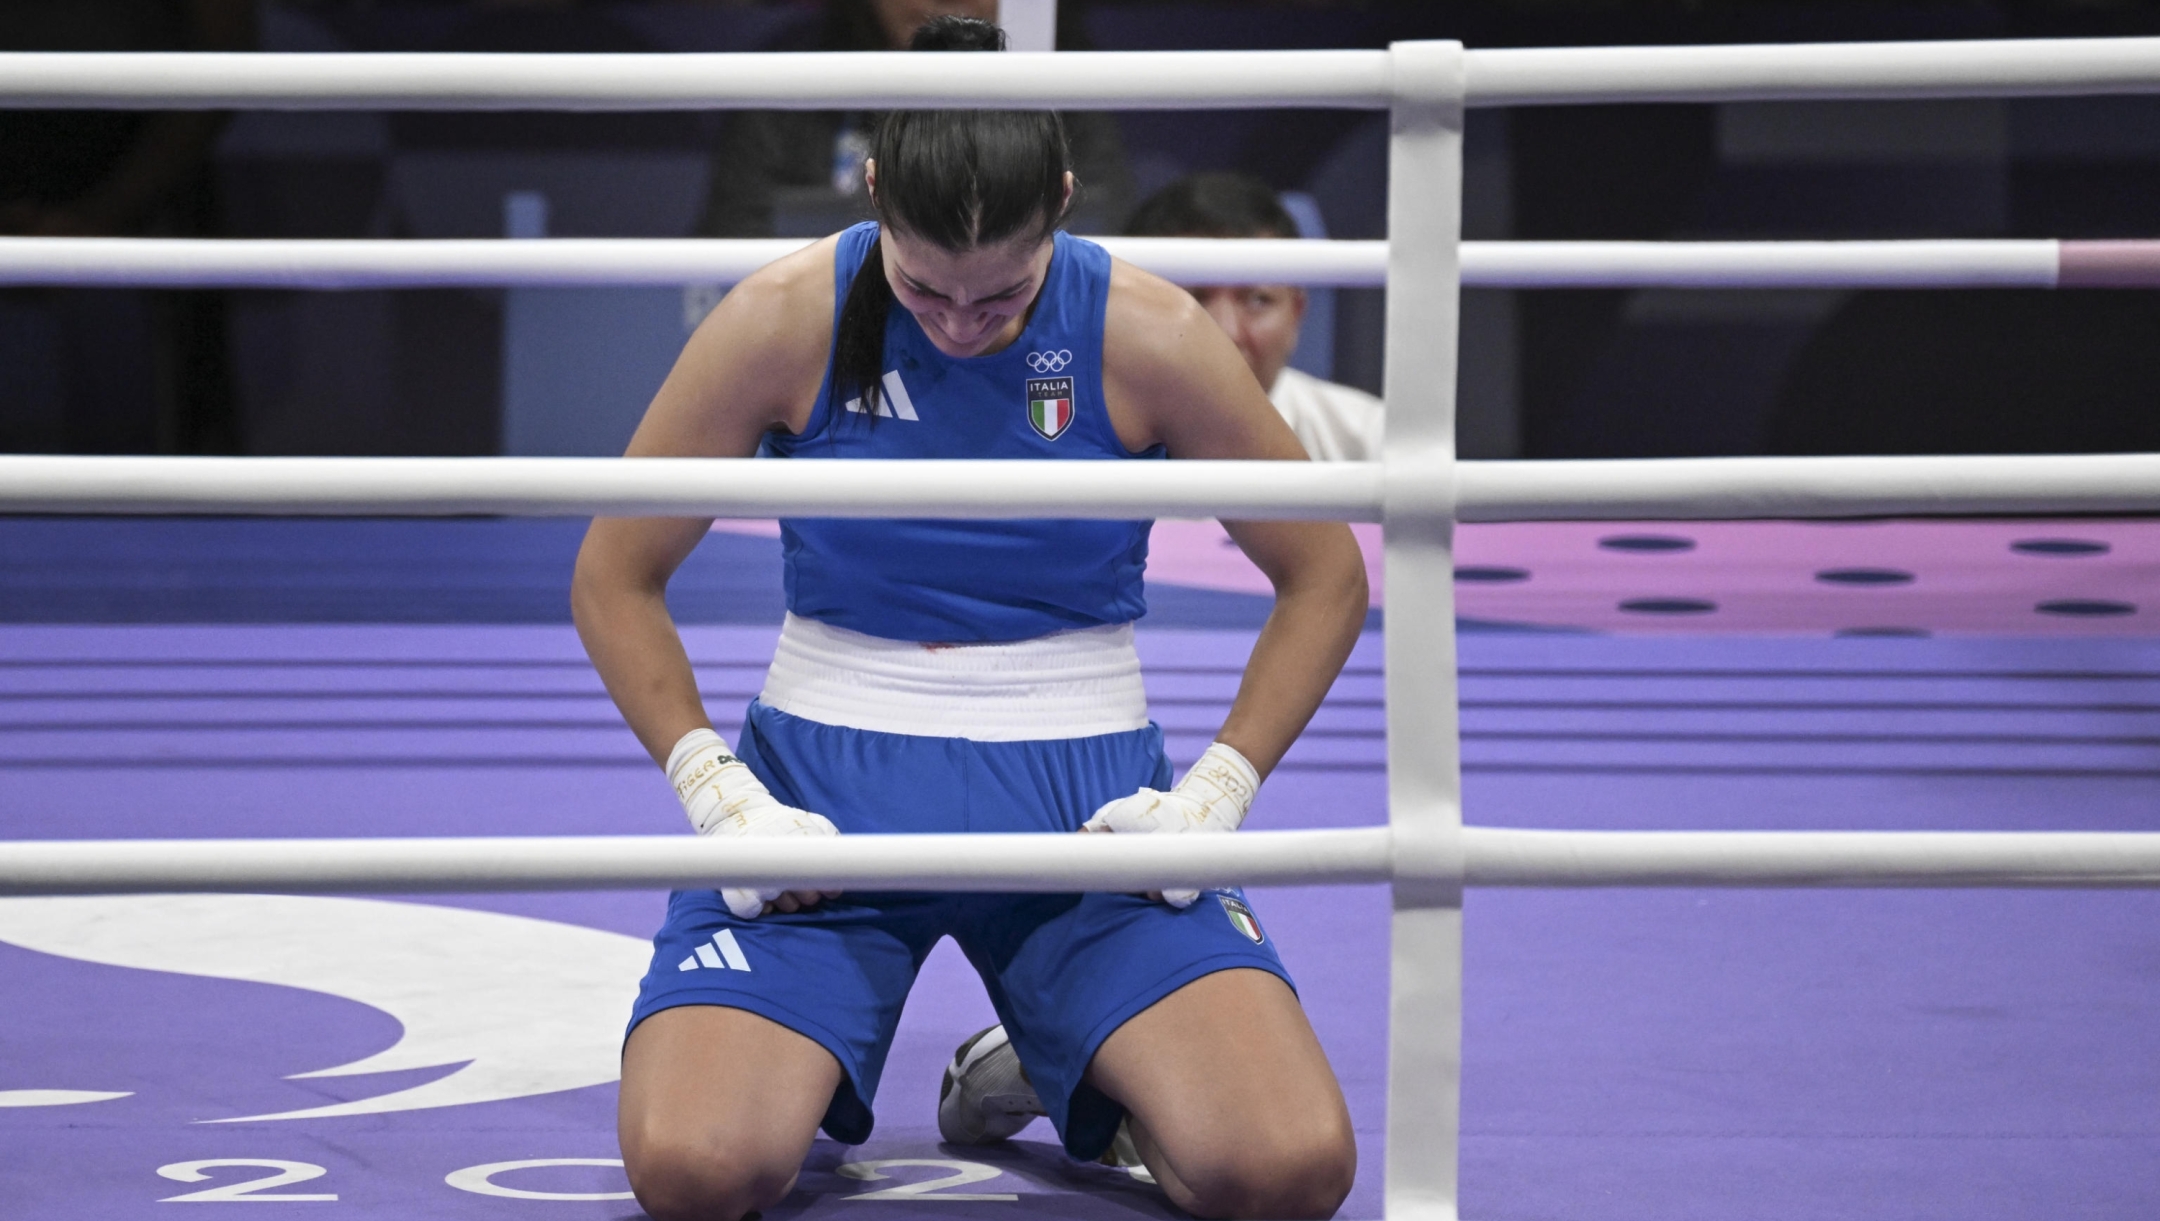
[831,15,1076,419]
[833,233,897,416]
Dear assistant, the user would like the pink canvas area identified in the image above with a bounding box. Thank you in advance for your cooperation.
[712,519,785,539]
[1448,519,2160,636]
[1142,520,1390,606]
[717,518,2160,636]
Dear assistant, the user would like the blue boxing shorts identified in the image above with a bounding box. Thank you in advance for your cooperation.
[627,699,1293,1160]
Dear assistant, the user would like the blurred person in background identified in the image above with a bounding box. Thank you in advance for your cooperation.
[700,0,1132,237]
[1126,172,1382,462]
[0,0,254,454]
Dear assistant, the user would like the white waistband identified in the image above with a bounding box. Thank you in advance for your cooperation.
[759,613,1149,741]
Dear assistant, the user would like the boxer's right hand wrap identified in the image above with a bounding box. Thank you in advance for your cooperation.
[666,727,839,919]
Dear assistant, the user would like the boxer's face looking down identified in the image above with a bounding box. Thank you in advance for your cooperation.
[865,159,1073,360]
[878,225,1056,359]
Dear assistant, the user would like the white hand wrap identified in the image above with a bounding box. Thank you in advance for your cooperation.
[1081,741,1260,908]
[666,727,839,920]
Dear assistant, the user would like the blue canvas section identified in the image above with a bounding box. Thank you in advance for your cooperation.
[0,517,781,624]
[0,517,1302,628]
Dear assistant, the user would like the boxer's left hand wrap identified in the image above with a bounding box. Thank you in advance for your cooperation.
[667,727,839,919]
[1081,741,1260,908]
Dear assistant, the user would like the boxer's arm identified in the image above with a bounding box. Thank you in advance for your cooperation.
[1100,260,1367,781]
[572,239,841,918]
[573,237,837,765]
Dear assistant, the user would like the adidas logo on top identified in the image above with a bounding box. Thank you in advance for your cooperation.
[678,929,751,973]
[844,370,920,420]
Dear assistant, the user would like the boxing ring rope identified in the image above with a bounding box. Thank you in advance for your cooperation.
[7,829,2160,898]
[5,36,2160,109]
[6,236,2160,290]
[9,36,2160,1221]
[5,453,2160,521]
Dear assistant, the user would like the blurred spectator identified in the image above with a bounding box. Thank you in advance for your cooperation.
[1127,171,1382,461]
[0,0,254,454]
[699,0,1133,237]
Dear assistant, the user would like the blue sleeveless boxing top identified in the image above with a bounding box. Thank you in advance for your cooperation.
[761,222,1162,643]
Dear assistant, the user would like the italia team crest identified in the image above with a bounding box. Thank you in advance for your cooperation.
[1026,376,1074,440]
[1217,894,1265,944]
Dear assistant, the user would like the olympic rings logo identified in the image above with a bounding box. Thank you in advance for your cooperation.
[1025,350,1072,373]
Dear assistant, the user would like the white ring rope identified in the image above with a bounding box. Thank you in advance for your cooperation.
[16,236,2159,291]
[1468,829,2160,888]
[4,828,2158,897]
[0,830,1391,896]
[1468,36,2160,106]
[0,50,1393,111]
[0,456,1379,521]
[5,453,2159,521]
[3,39,2160,110]
[1457,454,2160,521]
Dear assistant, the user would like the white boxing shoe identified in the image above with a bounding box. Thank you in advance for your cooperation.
[1104,1118,1155,1184]
[937,1025,1047,1144]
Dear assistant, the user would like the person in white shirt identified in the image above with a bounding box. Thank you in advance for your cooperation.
[1124,172,1383,462]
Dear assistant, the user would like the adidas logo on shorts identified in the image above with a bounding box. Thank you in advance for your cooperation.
[677,929,752,973]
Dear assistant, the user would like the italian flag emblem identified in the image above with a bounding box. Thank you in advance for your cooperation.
[1026,376,1075,440]
[1218,894,1265,944]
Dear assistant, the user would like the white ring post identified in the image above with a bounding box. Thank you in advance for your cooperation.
[1381,40,1468,1221]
